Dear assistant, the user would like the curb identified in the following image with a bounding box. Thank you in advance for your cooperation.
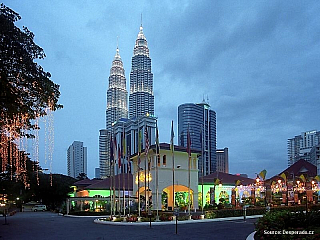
[94,215,263,226]
[246,231,256,240]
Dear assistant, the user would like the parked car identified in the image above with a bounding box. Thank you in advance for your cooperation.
[31,205,47,212]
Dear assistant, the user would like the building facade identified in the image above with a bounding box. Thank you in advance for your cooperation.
[178,101,217,177]
[67,141,87,178]
[309,144,320,176]
[287,130,320,166]
[129,25,154,119]
[111,116,157,175]
[216,148,229,173]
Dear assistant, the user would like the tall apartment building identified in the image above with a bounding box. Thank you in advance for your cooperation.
[99,47,128,179]
[287,130,320,166]
[129,24,154,119]
[178,101,216,177]
[67,141,87,179]
[216,148,229,173]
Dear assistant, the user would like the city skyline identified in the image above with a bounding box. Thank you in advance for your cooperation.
[4,1,320,179]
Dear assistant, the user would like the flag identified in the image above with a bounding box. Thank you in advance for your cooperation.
[127,161,131,173]
[138,129,142,153]
[113,134,117,164]
[258,169,267,180]
[299,174,306,183]
[144,127,149,154]
[122,130,126,158]
[138,129,142,164]
[186,126,191,156]
[214,178,220,185]
[156,121,160,165]
[170,120,174,152]
[280,172,287,182]
[235,180,241,187]
[110,135,114,165]
[118,144,121,169]
[156,121,160,153]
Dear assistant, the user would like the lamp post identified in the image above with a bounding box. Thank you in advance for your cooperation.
[255,175,260,206]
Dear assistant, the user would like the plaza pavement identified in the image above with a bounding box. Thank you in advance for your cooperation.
[1,211,259,240]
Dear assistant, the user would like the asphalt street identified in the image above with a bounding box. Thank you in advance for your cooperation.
[0,212,257,240]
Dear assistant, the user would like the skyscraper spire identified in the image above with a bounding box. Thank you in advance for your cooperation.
[129,24,154,119]
[106,45,128,129]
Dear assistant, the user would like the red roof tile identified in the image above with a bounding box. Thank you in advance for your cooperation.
[199,171,255,185]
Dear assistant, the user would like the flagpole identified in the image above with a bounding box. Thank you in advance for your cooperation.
[138,152,141,217]
[171,120,175,212]
[155,120,159,221]
[138,125,141,218]
[113,135,116,216]
[201,128,204,214]
[187,125,191,218]
[122,125,126,216]
[128,145,130,215]
[109,134,113,216]
[118,144,121,215]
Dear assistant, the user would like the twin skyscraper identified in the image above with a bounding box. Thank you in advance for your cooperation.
[99,24,223,180]
[99,24,155,179]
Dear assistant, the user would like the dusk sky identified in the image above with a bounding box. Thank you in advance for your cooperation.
[4,1,320,179]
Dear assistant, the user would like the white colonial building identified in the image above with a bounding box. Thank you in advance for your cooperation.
[131,143,200,211]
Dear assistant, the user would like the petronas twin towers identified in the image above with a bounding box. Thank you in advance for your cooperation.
[106,24,154,130]
[99,24,154,178]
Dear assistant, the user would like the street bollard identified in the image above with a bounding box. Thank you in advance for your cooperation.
[243,205,247,222]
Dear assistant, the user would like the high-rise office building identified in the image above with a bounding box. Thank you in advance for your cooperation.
[99,129,110,178]
[106,47,128,129]
[129,24,154,119]
[178,101,216,177]
[287,130,320,166]
[99,47,128,179]
[67,141,87,179]
[216,148,229,173]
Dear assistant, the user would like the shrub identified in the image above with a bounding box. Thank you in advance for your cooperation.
[255,210,320,240]
[191,215,201,220]
[159,213,173,221]
[113,217,123,222]
[205,211,216,219]
[126,215,138,222]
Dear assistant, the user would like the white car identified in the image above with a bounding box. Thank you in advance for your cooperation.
[32,205,47,212]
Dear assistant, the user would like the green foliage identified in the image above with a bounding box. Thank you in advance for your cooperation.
[205,211,216,219]
[1,165,77,211]
[177,215,189,221]
[255,210,320,239]
[0,4,62,138]
[113,217,123,222]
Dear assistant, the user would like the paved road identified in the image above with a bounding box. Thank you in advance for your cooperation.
[0,212,257,240]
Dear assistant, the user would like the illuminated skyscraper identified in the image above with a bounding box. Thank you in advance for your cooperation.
[106,47,128,129]
[100,47,128,178]
[178,101,217,177]
[129,25,154,119]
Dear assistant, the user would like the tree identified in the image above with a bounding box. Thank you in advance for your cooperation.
[76,172,88,180]
[0,4,62,140]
